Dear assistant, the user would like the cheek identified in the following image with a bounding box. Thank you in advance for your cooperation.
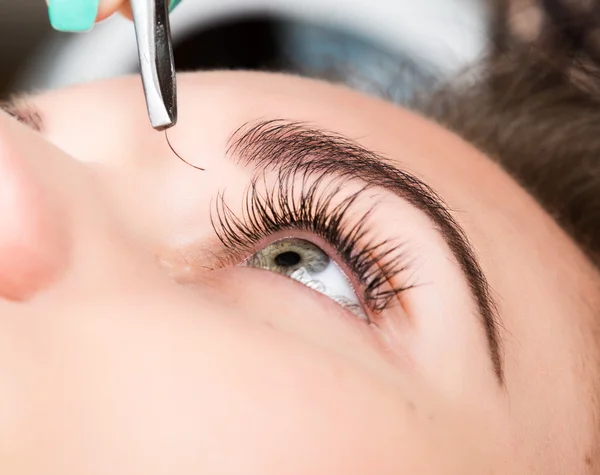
[206,267,415,381]
[22,291,501,475]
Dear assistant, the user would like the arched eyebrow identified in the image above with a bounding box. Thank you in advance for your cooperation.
[228,119,504,384]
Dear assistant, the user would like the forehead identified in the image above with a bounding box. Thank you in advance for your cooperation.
[37,71,529,200]
[35,71,587,260]
[33,72,590,254]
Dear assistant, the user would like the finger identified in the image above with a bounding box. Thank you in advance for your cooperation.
[97,0,129,22]
[117,2,133,20]
[48,0,181,30]
[48,0,100,32]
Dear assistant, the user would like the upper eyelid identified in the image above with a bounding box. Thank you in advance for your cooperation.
[212,171,416,313]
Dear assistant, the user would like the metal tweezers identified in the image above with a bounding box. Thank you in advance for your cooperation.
[131,0,177,131]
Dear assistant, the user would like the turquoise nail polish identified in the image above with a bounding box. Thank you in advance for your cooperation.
[169,0,183,13]
[48,0,99,32]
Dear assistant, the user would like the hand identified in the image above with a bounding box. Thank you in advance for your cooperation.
[47,0,182,32]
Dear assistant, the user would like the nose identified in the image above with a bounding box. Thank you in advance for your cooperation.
[0,111,155,303]
[0,113,72,301]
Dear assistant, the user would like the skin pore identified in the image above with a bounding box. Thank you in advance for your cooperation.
[0,71,599,474]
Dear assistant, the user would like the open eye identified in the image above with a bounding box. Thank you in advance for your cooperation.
[245,238,367,320]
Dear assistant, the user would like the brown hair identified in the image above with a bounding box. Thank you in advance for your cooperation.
[417,0,600,267]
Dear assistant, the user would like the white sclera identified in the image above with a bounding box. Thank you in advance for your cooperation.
[289,259,365,319]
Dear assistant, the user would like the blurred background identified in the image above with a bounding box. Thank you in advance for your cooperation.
[0,0,492,103]
[0,1,50,94]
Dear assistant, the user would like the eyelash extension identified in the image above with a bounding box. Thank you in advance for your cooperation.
[164,129,205,171]
[211,170,414,314]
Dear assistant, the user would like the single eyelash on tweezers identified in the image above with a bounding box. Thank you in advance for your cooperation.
[210,169,414,312]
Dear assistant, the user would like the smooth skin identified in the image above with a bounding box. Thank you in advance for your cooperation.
[1,71,599,474]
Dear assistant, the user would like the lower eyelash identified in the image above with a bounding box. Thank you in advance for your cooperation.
[210,170,414,313]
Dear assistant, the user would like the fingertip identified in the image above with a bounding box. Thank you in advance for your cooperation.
[96,0,130,22]
[117,2,134,21]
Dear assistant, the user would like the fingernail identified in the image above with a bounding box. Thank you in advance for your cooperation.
[48,0,100,32]
[169,0,183,13]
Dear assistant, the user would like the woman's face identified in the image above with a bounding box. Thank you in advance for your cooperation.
[1,72,599,474]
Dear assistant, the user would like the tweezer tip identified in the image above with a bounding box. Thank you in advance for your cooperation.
[131,0,178,132]
[153,118,177,131]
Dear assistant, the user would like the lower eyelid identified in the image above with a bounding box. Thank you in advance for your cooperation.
[231,231,383,319]
[245,263,370,324]
[238,265,409,361]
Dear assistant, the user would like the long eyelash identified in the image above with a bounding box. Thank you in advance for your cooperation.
[210,170,414,313]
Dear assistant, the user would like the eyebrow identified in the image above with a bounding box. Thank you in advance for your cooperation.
[228,119,504,383]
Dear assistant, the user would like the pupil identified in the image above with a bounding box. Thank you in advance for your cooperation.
[275,251,302,267]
